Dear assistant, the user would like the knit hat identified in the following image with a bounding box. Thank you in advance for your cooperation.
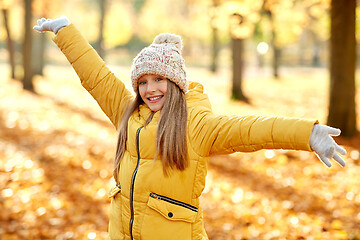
[130,33,188,93]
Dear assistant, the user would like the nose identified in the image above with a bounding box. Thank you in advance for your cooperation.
[147,81,156,92]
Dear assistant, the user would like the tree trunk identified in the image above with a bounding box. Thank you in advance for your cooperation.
[33,0,49,76]
[23,0,34,91]
[231,37,248,102]
[210,1,219,73]
[210,25,219,73]
[2,8,16,79]
[311,31,320,67]
[272,45,280,78]
[328,0,357,137]
[33,33,45,76]
[268,10,280,79]
[210,27,219,73]
[95,0,106,58]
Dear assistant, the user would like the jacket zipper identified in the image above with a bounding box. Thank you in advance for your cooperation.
[150,193,198,212]
[129,126,143,240]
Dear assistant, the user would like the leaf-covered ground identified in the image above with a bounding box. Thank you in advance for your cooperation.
[1,64,360,240]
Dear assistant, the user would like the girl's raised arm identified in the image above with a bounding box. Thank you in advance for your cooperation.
[33,16,133,129]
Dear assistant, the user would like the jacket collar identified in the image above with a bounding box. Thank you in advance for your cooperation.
[137,104,160,124]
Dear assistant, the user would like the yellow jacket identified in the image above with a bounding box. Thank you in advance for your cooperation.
[54,24,317,240]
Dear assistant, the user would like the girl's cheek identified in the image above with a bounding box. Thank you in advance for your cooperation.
[138,86,146,97]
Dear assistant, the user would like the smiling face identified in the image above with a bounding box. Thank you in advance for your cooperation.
[138,74,168,112]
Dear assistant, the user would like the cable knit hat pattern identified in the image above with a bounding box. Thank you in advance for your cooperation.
[131,33,188,93]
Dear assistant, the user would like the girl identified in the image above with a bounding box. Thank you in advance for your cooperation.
[34,16,346,240]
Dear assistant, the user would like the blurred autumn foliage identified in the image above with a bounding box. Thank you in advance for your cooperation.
[0,0,359,239]
[0,64,360,240]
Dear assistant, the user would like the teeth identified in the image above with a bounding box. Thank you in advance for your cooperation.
[149,96,162,101]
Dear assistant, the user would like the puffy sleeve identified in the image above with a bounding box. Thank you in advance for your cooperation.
[53,24,133,129]
[188,106,318,157]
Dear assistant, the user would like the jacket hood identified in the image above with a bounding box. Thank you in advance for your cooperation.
[185,82,211,110]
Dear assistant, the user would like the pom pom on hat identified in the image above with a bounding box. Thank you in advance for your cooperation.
[153,33,183,53]
[130,33,188,93]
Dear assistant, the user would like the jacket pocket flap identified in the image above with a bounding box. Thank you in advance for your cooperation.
[147,195,197,223]
[108,184,121,198]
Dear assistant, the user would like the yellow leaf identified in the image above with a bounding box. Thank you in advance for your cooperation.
[331,219,343,230]
[334,230,348,240]
[277,154,288,165]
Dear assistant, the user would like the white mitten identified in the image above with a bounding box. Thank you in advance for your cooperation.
[33,16,70,34]
[309,124,347,167]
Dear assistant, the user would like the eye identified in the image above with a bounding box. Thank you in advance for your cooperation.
[139,81,147,85]
[155,77,163,82]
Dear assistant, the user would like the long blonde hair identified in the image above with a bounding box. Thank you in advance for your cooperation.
[113,81,188,182]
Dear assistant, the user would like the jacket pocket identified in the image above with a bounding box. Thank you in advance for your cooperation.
[148,193,198,222]
[140,193,198,240]
[107,183,124,240]
[108,183,121,198]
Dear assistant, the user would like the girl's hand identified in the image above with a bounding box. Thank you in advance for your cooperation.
[309,124,347,167]
[33,16,70,34]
